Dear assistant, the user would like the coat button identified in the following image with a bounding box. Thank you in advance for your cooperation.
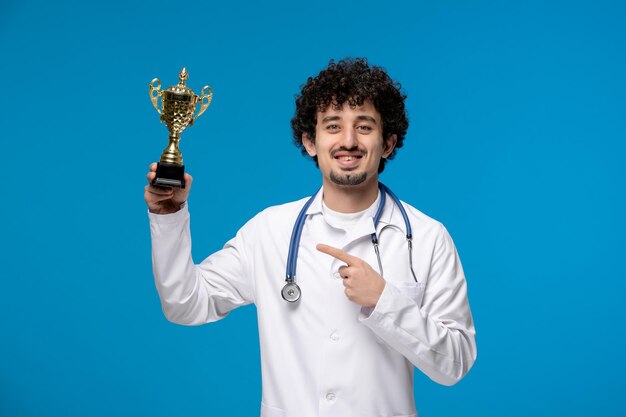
[330,332,339,341]
[325,393,336,401]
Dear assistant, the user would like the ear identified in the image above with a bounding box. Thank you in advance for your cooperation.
[382,134,397,158]
[302,133,317,157]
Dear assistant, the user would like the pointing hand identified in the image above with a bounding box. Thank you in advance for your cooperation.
[316,244,385,308]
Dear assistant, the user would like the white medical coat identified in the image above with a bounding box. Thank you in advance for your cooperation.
[149,189,476,417]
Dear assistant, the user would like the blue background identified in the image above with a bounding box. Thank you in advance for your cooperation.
[1,0,625,415]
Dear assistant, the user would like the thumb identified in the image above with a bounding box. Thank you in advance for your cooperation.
[184,173,193,188]
[172,172,193,204]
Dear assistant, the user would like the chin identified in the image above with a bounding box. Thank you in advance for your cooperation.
[329,170,368,186]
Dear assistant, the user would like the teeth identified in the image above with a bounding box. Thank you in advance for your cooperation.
[339,156,356,161]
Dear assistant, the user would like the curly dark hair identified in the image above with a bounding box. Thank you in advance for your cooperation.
[291,58,408,173]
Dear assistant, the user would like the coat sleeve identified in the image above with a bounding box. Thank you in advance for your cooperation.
[358,223,477,386]
[149,204,255,325]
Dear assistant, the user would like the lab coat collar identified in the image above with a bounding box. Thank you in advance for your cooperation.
[304,187,324,216]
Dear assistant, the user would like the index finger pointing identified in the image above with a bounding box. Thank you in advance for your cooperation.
[316,244,360,265]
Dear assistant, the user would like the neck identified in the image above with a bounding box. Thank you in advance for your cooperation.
[321,176,379,213]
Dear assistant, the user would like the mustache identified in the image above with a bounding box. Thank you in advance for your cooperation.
[331,146,367,157]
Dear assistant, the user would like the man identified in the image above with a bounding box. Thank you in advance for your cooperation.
[145,58,476,417]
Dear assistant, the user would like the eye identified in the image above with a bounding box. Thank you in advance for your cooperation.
[326,124,340,132]
[356,125,373,132]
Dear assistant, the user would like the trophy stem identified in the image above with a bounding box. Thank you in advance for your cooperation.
[159,133,183,165]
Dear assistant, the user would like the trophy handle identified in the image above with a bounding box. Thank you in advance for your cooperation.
[149,78,162,114]
[194,85,213,120]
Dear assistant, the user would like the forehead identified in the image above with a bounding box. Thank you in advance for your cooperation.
[317,100,381,122]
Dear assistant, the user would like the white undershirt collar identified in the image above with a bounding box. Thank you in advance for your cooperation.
[321,192,381,231]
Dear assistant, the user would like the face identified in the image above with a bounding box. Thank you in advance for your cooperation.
[302,100,396,189]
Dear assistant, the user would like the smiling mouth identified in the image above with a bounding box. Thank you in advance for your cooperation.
[333,154,363,171]
[335,155,363,161]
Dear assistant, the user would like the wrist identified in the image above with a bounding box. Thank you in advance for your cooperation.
[149,200,187,215]
[371,280,386,307]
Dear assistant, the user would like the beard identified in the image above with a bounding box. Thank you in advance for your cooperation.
[329,170,367,186]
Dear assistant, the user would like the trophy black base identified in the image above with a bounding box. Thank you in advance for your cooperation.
[152,162,186,189]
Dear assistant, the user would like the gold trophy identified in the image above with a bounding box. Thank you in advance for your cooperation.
[149,68,213,188]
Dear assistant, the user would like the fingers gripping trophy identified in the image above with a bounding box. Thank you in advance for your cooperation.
[149,68,213,188]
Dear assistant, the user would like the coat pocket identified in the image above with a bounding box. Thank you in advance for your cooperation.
[260,402,286,417]
[393,281,426,307]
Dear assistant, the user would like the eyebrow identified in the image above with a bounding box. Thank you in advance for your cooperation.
[356,115,378,124]
[320,115,378,124]
[321,116,341,123]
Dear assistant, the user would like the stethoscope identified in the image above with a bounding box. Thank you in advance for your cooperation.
[281,183,419,302]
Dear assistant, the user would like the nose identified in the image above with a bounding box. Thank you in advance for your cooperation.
[340,126,358,149]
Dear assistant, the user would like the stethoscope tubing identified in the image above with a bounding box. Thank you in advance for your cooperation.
[286,190,319,283]
[379,183,412,238]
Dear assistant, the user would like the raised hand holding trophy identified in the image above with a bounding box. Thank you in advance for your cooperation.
[149,68,213,188]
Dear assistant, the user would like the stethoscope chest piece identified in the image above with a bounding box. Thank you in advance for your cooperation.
[281,282,301,302]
